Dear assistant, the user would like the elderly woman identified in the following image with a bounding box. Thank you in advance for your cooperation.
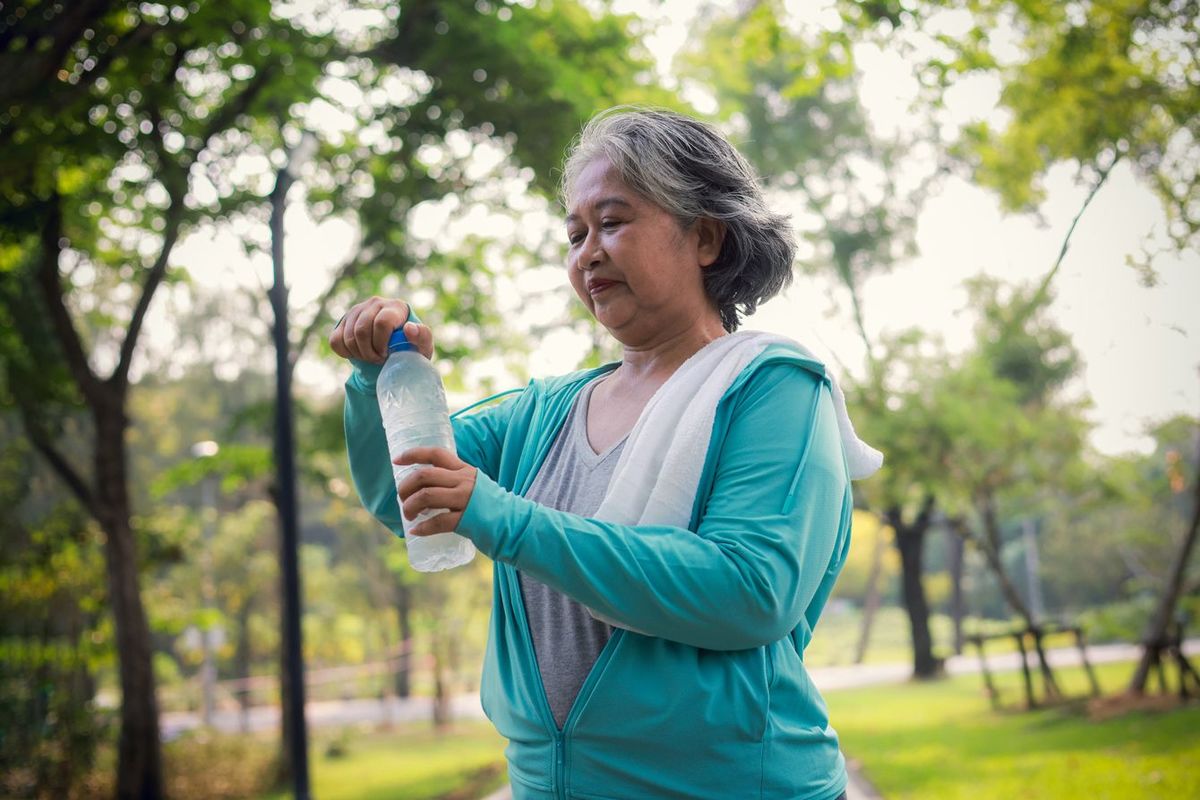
[331,108,879,800]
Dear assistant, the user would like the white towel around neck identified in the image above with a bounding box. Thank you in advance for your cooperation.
[585,330,883,631]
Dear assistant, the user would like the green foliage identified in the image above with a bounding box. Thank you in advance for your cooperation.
[0,0,333,276]
[292,0,668,375]
[967,276,1080,404]
[686,1,862,174]
[908,0,1199,260]
[0,246,83,446]
[82,730,284,800]
[900,280,1088,519]
[683,0,923,299]
[1037,414,1199,616]
[1077,596,1158,643]
[369,0,668,196]
[0,422,109,798]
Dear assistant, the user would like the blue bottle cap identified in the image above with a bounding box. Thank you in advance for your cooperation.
[387,327,416,353]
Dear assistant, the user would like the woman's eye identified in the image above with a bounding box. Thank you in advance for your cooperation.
[568,232,584,245]
[600,218,620,229]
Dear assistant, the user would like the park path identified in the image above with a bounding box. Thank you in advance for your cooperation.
[161,639,1196,798]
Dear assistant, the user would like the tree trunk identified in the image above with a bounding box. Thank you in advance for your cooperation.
[235,601,253,734]
[275,548,296,791]
[969,504,1062,701]
[896,525,937,678]
[95,397,165,800]
[431,628,451,731]
[888,498,939,679]
[948,526,965,655]
[853,527,886,664]
[1130,434,1200,693]
[269,156,310,799]
[395,582,413,699]
[977,532,1032,623]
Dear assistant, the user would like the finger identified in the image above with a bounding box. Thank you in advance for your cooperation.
[395,446,462,469]
[396,466,460,501]
[329,312,349,358]
[338,302,368,360]
[352,298,384,362]
[343,300,374,361]
[407,511,463,538]
[402,487,464,523]
[404,322,435,360]
[373,303,409,358]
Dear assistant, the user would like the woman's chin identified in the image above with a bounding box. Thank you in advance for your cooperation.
[592,305,634,332]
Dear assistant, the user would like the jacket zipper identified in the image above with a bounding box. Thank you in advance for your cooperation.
[554,734,565,798]
[504,561,569,795]
[507,373,607,798]
[554,626,623,799]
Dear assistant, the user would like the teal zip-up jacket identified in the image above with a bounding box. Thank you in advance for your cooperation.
[344,343,853,800]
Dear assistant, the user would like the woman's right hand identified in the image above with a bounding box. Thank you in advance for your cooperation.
[328,297,435,364]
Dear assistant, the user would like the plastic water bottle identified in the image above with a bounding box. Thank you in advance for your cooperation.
[377,326,476,572]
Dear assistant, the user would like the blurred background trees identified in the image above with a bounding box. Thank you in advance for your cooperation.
[1,0,1196,798]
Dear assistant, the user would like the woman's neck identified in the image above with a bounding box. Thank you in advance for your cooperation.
[611,314,728,388]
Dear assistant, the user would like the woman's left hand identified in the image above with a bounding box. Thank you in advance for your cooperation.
[394,447,478,536]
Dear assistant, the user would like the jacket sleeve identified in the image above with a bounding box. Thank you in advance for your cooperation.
[456,362,853,651]
[342,358,520,537]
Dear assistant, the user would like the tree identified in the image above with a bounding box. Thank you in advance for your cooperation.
[883,1,1200,684]
[1129,414,1200,694]
[0,4,330,794]
[930,278,1091,701]
[914,0,1200,270]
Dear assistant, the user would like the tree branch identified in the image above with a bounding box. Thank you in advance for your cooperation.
[0,19,164,152]
[1013,153,1121,328]
[110,197,186,390]
[884,503,902,533]
[914,492,937,531]
[35,193,101,405]
[980,492,1002,556]
[0,0,112,107]
[23,414,98,521]
[105,32,199,392]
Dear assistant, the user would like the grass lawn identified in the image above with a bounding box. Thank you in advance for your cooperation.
[258,721,508,800]
[826,660,1200,799]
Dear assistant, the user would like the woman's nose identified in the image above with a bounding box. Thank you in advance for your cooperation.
[579,233,603,270]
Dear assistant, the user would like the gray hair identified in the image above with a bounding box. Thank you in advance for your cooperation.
[560,106,796,332]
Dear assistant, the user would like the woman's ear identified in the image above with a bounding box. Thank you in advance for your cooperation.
[695,218,726,268]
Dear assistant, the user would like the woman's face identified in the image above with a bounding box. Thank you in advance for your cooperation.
[565,158,723,345]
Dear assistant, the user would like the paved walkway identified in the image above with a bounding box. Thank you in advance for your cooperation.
[806,638,1198,692]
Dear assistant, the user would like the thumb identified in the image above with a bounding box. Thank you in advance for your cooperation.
[404,321,436,360]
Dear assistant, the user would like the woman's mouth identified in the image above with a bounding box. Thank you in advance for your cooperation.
[588,279,618,295]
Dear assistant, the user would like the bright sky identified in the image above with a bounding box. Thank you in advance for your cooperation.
[155,0,1198,457]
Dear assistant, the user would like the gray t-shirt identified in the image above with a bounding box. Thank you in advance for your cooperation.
[519,375,627,730]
